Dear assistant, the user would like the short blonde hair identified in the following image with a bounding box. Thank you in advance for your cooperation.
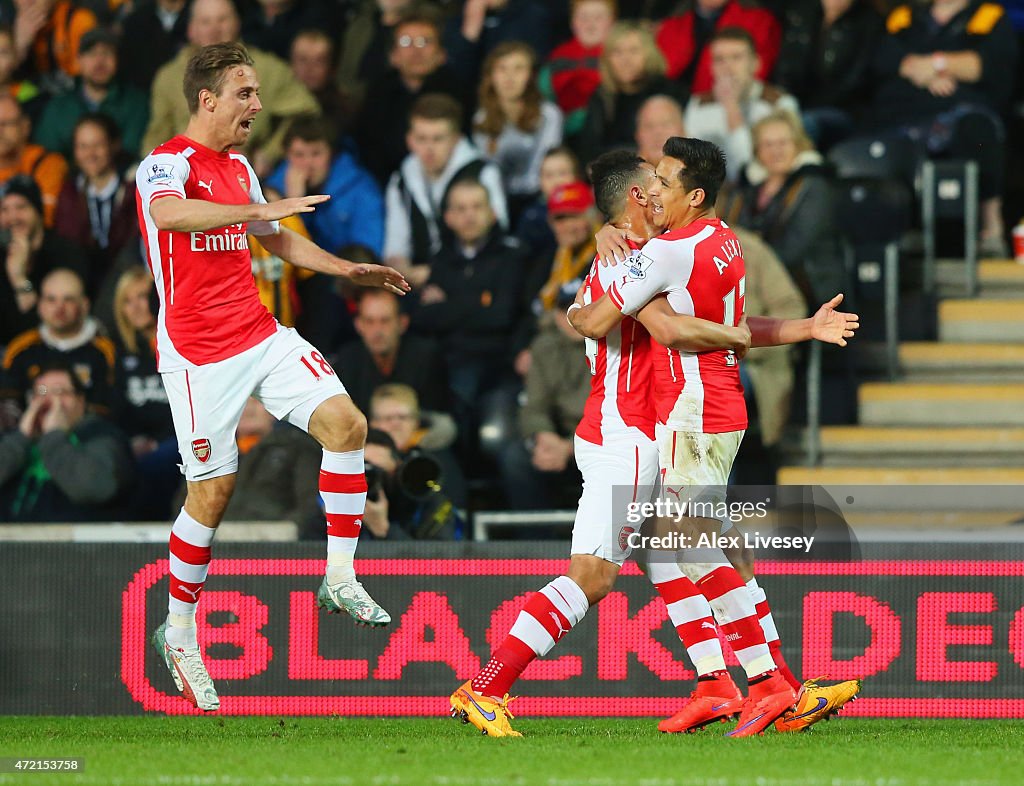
[370,383,420,418]
[751,110,815,159]
[599,21,666,94]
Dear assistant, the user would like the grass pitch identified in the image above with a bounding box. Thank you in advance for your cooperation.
[1,716,1020,786]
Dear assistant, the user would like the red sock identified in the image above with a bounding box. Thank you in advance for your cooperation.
[471,576,589,699]
[696,566,774,679]
[471,637,535,699]
[769,640,802,692]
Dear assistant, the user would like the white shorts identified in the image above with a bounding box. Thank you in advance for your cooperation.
[162,326,347,481]
[571,430,661,566]
[656,424,744,529]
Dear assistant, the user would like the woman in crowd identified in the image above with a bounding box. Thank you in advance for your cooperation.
[473,41,564,220]
[111,267,179,520]
[514,145,583,265]
[575,20,676,164]
[719,110,844,304]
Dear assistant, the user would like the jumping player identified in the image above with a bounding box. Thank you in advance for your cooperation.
[139,43,409,712]
[449,149,857,737]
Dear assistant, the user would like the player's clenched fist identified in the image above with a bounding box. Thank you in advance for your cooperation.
[259,194,331,221]
[346,263,411,296]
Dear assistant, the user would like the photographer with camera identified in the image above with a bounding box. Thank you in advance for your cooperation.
[362,384,466,540]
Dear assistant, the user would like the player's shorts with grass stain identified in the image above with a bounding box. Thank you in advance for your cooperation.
[655,425,745,534]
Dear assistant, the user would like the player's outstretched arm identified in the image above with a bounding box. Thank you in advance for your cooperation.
[148,194,330,233]
[636,296,750,354]
[747,294,860,348]
[259,226,410,295]
[568,292,625,339]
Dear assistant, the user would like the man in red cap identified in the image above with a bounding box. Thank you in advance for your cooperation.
[533,181,601,317]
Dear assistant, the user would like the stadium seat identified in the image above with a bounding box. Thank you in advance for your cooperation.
[832,176,913,381]
[827,135,922,190]
[921,159,980,296]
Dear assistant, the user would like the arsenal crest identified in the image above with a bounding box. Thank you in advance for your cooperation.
[618,526,636,552]
[192,438,211,463]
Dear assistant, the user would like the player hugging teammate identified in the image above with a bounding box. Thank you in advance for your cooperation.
[451,140,861,737]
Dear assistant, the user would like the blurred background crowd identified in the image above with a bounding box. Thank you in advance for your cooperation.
[0,0,1020,536]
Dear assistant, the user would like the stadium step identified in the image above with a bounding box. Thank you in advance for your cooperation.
[938,259,1024,299]
[776,466,1024,485]
[938,299,1024,342]
[899,342,1024,381]
[818,426,1024,467]
[858,382,1024,427]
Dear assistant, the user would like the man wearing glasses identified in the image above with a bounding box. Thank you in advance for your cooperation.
[0,360,133,521]
[356,6,471,185]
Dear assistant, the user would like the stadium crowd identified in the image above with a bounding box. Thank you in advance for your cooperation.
[0,0,1019,533]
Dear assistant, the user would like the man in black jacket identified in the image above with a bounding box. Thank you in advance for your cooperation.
[333,289,449,415]
[413,177,533,452]
[0,361,132,521]
[356,6,470,185]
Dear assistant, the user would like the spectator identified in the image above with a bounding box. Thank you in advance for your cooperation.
[333,288,450,415]
[866,0,1019,256]
[118,0,191,93]
[141,0,318,174]
[53,114,140,325]
[514,144,582,264]
[383,93,508,288]
[473,41,563,218]
[266,116,384,256]
[240,0,335,61]
[499,284,588,509]
[247,197,314,329]
[655,0,781,94]
[220,396,324,532]
[110,267,179,520]
[443,0,553,88]
[336,0,420,116]
[718,110,844,304]
[541,0,616,137]
[730,225,807,485]
[355,6,468,186]
[33,28,148,158]
[0,176,87,346]
[0,94,68,226]
[634,93,686,164]
[363,384,465,539]
[289,29,350,142]
[0,25,42,121]
[771,0,883,150]
[534,181,600,317]
[1,267,116,415]
[0,360,132,522]
[684,27,799,181]
[575,21,675,164]
[412,178,532,442]
[13,0,98,94]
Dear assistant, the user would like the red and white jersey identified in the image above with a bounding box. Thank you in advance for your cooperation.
[608,218,747,434]
[575,242,656,446]
[136,135,280,372]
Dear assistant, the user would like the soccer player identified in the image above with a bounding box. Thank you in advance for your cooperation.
[587,152,862,735]
[570,138,825,736]
[449,149,855,737]
[138,43,410,712]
